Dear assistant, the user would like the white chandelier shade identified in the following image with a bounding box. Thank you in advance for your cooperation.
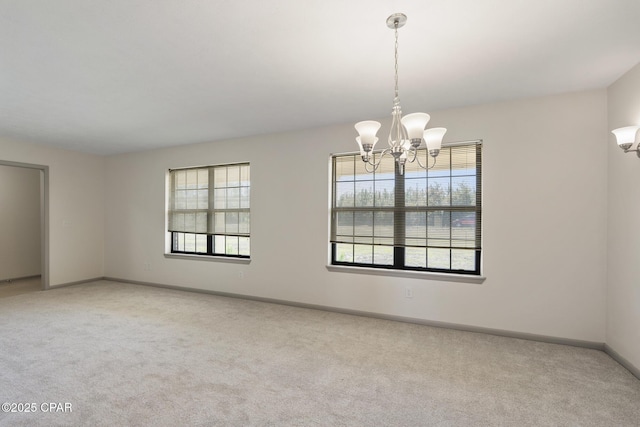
[402,113,431,140]
[424,127,446,154]
[354,121,381,148]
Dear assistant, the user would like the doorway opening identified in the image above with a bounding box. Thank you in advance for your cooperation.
[0,160,49,294]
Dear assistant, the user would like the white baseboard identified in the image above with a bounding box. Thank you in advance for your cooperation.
[49,277,104,289]
[0,274,41,283]
[604,344,640,380]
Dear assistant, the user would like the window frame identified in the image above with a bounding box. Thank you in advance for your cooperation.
[330,140,482,276]
[167,162,250,259]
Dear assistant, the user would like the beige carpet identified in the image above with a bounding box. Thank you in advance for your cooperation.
[0,280,638,426]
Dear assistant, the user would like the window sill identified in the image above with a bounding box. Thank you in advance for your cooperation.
[164,253,251,264]
[325,264,485,284]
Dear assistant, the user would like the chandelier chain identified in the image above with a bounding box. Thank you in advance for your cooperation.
[394,22,399,101]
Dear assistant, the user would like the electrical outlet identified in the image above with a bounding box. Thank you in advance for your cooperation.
[143,262,151,271]
[238,271,244,279]
[405,286,413,299]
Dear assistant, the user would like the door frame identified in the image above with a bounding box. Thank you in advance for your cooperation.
[0,160,49,290]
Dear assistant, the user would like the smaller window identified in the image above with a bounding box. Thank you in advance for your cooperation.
[168,163,250,258]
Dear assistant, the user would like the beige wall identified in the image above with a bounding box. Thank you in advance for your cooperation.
[607,62,640,369]
[0,165,41,281]
[104,89,608,343]
[0,138,105,287]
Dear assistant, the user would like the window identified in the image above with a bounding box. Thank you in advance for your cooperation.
[168,163,250,258]
[330,141,481,275]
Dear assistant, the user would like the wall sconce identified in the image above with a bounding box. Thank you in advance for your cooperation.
[612,126,640,157]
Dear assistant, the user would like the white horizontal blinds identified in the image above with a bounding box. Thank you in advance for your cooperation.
[331,153,397,265]
[332,152,395,244]
[169,164,250,256]
[210,163,250,234]
[403,144,481,250]
[168,167,209,233]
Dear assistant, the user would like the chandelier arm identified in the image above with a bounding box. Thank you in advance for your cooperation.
[407,148,419,164]
[363,161,377,173]
[363,148,392,172]
[414,151,438,170]
[414,151,427,169]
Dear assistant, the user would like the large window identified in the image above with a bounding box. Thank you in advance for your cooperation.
[168,163,250,258]
[330,142,481,275]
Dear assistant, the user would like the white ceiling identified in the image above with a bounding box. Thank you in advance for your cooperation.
[1,0,639,155]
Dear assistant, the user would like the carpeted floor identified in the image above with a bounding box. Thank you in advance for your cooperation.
[0,280,638,426]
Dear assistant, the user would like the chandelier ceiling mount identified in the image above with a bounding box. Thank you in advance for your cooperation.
[386,13,407,29]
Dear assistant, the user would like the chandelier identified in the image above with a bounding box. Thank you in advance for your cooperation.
[354,13,446,175]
